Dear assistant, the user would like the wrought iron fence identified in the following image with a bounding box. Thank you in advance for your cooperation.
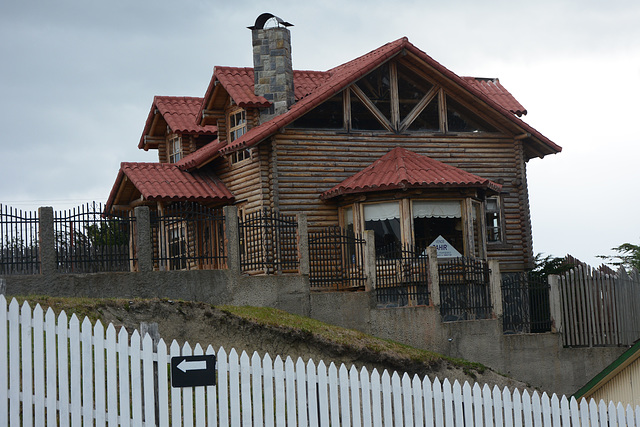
[239,208,298,274]
[376,243,429,307]
[501,272,552,334]
[309,226,366,291]
[152,203,226,271]
[0,205,40,275]
[438,257,492,321]
[54,202,135,273]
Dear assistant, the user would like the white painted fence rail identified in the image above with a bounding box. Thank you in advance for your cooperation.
[2,295,640,426]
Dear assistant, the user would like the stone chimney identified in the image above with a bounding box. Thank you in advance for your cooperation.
[249,14,295,123]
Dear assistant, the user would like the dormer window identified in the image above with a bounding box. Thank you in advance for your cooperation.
[229,109,247,142]
[168,135,182,163]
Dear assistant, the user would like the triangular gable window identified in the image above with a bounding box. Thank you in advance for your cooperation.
[289,92,344,129]
[397,62,433,123]
[446,95,497,133]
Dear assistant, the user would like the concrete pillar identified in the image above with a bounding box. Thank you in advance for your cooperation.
[38,206,56,276]
[548,274,563,334]
[489,260,502,318]
[363,230,376,292]
[223,206,241,275]
[134,206,153,272]
[296,214,309,276]
[426,246,440,306]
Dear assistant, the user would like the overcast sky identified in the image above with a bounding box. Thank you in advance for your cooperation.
[1,0,639,267]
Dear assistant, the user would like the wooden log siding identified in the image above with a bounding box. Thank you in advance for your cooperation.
[272,131,532,271]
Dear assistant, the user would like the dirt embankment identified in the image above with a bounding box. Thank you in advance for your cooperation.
[18,296,534,392]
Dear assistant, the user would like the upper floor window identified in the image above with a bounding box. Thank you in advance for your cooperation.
[168,135,182,163]
[485,196,503,243]
[229,109,247,142]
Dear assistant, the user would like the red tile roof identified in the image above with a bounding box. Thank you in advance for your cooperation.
[106,162,234,210]
[138,96,217,149]
[461,77,527,117]
[202,67,331,109]
[175,139,225,171]
[219,37,561,158]
[321,147,502,199]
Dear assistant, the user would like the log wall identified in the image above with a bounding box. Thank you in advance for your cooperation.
[271,131,533,272]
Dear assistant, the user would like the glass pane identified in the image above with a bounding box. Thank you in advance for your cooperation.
[413,216,463,254]
[446,95,497,133]
[351,91,386,130]
[408,94,440,132]
[397,62,433,122]
[363,202,401,255]
[289,92,344,129]
[355,63,391,120]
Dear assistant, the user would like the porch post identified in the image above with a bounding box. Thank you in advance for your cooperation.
[134,206,153,272]
[223,205,241,275]
[548,274,563,334]
[488,259,502,317]
[296,213,309,276]
[38,206,56,276]
[426,246,440,306]
[363,230,376,291]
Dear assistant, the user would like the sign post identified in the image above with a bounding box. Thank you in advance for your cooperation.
[170,354,216,388]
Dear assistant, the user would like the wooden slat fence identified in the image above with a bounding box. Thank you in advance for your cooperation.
[559,265,640,347]
[2,295,640,426]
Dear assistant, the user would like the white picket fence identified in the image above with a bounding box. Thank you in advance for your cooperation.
[2,295,640,426]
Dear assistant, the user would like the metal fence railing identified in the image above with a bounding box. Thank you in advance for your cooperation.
[0,204,40,275]
[438,257,492,321]
[152,203,226,271]
[375,243,429,307]
[54,202,135,273]
[239,208,298,274]
[502,272,551,334]
[309,226,366,291]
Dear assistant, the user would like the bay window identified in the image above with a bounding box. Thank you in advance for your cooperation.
[412,200,463,254]
[363,202,401,254]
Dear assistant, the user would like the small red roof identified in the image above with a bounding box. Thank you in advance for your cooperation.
[175,139,225,171]
[106,162,234,210]
[203,67,331,109]
[321,147,501,199]
[461,77,527,117]
[138,96,217,149]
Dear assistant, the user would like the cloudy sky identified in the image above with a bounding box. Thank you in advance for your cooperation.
[1,0,639,266]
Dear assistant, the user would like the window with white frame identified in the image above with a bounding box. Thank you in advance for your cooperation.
[168,135,182,163]
[229,109,247,142]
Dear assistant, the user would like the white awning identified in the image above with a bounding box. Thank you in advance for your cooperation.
[413,201,461,219]
[363,202,400,222]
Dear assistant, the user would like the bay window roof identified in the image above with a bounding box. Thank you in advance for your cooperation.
[321,147,501,199]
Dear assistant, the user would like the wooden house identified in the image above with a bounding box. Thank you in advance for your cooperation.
[106,14,561,273]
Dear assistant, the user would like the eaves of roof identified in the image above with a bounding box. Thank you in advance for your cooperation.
[138,96,217,150]
[105,162,234,211]
[175,139,225,171]
[321,147,502,199]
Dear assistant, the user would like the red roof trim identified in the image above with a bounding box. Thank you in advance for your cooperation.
[175,139,225,171]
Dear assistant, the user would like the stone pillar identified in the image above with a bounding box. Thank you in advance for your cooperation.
[223,205,241,275]
[426,246,440,306]
[363,230,376,292]
[489,260,503,318]
[548,274,563,333]
[134,206,153,272]
[38,206,56,276]
[296,213,309,276]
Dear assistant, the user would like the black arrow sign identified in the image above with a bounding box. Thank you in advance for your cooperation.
[170,354,216,388]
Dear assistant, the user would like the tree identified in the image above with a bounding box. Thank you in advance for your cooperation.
[598,242,640,272]
[530,253,575,279]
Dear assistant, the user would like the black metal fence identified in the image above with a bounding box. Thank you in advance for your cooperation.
[375,243,429,307]
[239,208,298,274]
[152,203,226,271]
[309,226,366,291]
[54,202,135,273]
[438,257,492,321]
[0,205,40,275]
[502,272,552,334]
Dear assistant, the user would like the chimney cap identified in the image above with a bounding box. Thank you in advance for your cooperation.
[248,13,293,30]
